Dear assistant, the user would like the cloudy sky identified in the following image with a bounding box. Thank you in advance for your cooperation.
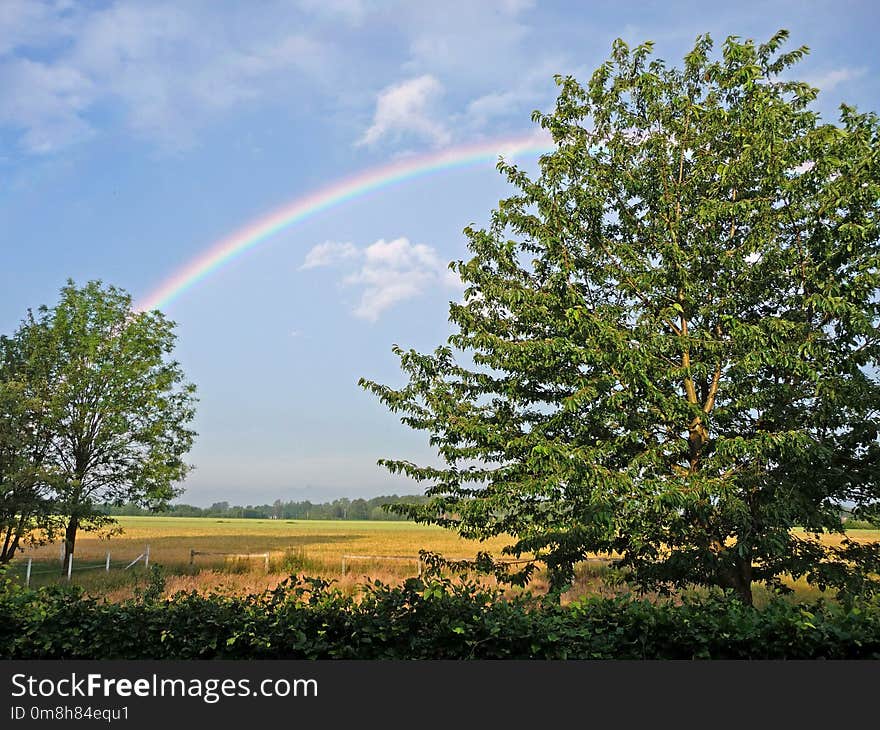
[1,0,877,505]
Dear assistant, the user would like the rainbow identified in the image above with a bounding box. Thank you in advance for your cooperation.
[136,131,555,312]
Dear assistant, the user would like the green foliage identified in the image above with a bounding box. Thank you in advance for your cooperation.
[360,30,880,604]
[133,565,167,605]
[845,519,880,530]
[841,508,879,529]
[0,574,878,659]
[1,280,197,567]
[0,339,62,562]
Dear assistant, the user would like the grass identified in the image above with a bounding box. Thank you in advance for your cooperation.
[10,516,521,598]
[6,516,878,604]
[21,515,516,567]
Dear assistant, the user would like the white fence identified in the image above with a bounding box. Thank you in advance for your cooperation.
[21,544,151,587]
[189,549,270,572]
[18,547,619,586]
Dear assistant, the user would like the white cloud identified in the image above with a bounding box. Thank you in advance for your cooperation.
[299,237,461,321]
[362,236,443,269]
[347,238,460,321]
[358,75,450,147]
[0,58,95,153]
[346,267,432,321]
[299,241,359,270]
[0,0,81,56]
[0,2,332,153]
[400,1,533,85]
[69,4,329,148]
[806,67,866,93]
[466,90,523,124]
[463,58,561,131]
[1,0,554,156]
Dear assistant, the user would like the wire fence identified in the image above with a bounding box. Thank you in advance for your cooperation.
[17,546,151,587]
[12,546,620,586]
[189,549,270,572]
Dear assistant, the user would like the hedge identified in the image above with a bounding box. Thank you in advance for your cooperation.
[1,573,878,659]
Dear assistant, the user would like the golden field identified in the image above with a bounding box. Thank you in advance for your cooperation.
[22,515,515,568]
[15,516,523,599]
[10,516,879,604]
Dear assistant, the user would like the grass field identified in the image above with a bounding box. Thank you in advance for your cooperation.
[11,517,525,599]
[22,515,516,567]
[7,516,879,604]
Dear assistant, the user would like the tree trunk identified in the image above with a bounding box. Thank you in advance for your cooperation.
[731,572,753,607]
[735,554,753,606]
[62,516,78,576]
[0,524,13,563]
[720,554,753,606]
[0,515,26,564]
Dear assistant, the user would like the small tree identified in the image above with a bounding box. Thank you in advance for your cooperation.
[15,281,197,570]
[360,31,880,603]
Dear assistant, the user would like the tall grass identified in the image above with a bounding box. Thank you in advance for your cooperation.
[5,517,877,603]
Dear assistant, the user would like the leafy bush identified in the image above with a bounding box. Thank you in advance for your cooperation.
[845,519,880,530]
[1,574,878,659]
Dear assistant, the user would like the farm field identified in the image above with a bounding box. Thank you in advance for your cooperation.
[22,515,516,566]
[12,516,523,598]
[9,516,879,603]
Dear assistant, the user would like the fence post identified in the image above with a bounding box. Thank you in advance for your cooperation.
[190,549,195,566]
[144,544,150,570]
[67,553,73,581]
[105,551,111,572]
[341,557,346,576]
[25,557,32,588]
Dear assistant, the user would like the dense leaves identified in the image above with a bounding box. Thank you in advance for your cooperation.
[1,573,878,659]
[360,30,880,603]
[0,281,197,567]
[0,336,60,562]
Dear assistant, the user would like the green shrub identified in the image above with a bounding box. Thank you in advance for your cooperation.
[1,574,878,659]
[844,519,880,530]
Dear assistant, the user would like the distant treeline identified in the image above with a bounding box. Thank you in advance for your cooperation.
[99,495,429,521]
[99,498,878,527]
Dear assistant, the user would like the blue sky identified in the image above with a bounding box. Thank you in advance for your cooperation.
[1,1,878,505]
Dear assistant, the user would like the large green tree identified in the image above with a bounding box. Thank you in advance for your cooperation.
[360,31,880,604]
[13,281,198,570]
